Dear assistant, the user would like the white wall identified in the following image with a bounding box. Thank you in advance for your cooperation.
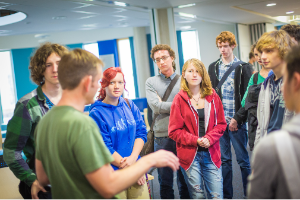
[191,21,238,68]
[0,27,134,50]
[266,23,275,33]
[237,24,252,63]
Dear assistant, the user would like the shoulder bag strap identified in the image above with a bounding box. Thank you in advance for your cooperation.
[150,74,180,132]
[253,72,259,85]
[215,61,243,93]
[124,98,131,110]
[274,130,300,198]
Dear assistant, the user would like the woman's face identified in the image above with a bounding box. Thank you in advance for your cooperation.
[105,72,124,99]
[254,48,263,66]
[183,64,202,87]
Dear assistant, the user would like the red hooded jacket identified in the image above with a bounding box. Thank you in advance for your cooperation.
[169,89,226,170]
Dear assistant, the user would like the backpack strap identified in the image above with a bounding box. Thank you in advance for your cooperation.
[215,61,243,93]
[124,98,131,110]
[253,72,259,85]
[274,130,300,198]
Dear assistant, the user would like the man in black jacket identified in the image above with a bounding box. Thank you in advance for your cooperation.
[208,31,253,199]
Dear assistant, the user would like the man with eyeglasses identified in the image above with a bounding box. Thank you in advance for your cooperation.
[145,44,190,199]
[208,31,253,198]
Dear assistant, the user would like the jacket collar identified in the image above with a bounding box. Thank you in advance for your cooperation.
[37,85,46,101]
[178,89,215,103]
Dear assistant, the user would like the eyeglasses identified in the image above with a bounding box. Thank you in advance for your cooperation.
[154,56,170,63]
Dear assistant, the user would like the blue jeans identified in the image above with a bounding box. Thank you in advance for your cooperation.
[154,137,190,199]
[181,151,223,199]
[220,123,251,199]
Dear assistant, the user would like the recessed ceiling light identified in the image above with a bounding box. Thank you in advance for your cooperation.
[179,12,196,18]
[286,11,294,14]
[114,1,128,7]
[0,12,26,26]
[178,3,196,8]
[181,26,191,29]
[266,3,276,7]
[52,16,66,20]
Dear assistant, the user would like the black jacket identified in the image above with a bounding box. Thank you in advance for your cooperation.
[208,58,253,124]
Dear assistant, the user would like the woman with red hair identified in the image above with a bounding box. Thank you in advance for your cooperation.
[89,67,149,199]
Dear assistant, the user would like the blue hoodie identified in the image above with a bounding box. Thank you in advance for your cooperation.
[89,97,147,170]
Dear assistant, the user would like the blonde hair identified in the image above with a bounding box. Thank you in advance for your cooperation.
[180,58,213,98]
[256,30,294,59]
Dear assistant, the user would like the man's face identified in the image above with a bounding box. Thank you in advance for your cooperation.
[153,50,174,75]
[260,47,284,70]
[43,52,61,86]
[217,41,235,59]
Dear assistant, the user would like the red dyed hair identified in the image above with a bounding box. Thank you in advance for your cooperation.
[97,67,126,100]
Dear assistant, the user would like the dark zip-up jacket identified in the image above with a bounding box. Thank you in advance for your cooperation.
[208,58,253,124]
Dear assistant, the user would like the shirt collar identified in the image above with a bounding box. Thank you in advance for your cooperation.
[159,71,177,80]
[220,56,239,67]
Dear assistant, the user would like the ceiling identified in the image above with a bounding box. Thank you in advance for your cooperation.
[0,0,299,36]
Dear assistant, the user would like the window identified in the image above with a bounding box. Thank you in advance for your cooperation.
[0,51,17,124]
[83,43,99,58]
[117,38,136,99]
[181,30,201,62]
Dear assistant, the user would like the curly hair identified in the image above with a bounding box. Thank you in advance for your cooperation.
[216,31,237,47]
[150,44,176,71]
[29,43,69,85]
[256,30,295,59]
[281,24,300,43]
[180,58,212,98]
[97,67,127,100]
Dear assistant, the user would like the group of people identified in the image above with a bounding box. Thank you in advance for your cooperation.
[2,23,300,199]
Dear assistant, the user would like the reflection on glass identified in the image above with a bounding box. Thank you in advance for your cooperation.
[181,30,201,63]
[117,39,136,99]
[0,51,17,124]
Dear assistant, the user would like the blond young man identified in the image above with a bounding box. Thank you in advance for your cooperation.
[254,30,295,146]
[34,49,180,199]
[248,45,300,199]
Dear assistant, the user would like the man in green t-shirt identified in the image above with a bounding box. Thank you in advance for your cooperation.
[34,49,180,199]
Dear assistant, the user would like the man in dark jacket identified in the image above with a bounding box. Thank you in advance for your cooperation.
[208,31,253,199]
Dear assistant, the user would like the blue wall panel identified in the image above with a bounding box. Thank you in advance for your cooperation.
[146,34,155,77]
[11,48,37,100]
[66,43,83,50]
[98,39,119,67]
[129,37,139,98]
[176,30,184,74]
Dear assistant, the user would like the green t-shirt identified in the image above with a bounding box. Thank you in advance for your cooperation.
[241,72,266,107]
[35,106,116,199]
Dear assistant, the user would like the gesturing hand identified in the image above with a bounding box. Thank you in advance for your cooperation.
[31,180,47,199]
[146,150,179,171]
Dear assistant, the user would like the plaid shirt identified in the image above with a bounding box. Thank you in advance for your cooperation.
[3,86,49,186]
[219,56,240,123]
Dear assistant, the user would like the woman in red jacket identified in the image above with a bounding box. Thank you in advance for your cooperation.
[169,58,226,199]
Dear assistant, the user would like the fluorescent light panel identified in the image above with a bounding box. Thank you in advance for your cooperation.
[178,3,195,8]
[179,12,196,18]
[114,1,127,7]
[266,3,276,6]
[286,11,294,14]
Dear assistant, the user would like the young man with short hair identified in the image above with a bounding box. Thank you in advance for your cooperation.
[248,51,256,66]
[248,45,300,199]
[254,30,295,146]
[3,43,68,199]
[145,44,189,199]
[34,49,180,199]
[208,31,253,199]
